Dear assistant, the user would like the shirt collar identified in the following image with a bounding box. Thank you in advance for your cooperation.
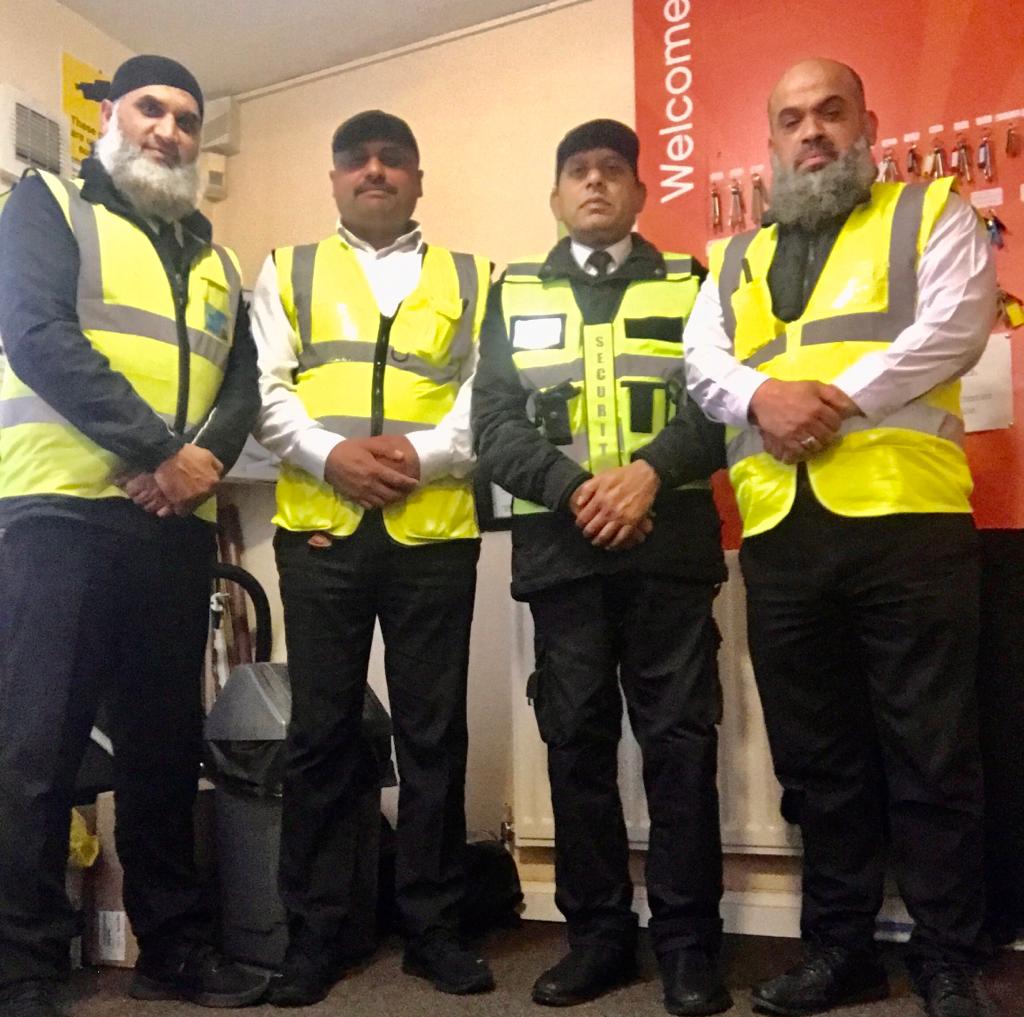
[570,233,633,274]
[337,219,423,258]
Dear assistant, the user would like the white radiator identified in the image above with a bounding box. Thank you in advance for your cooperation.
[511,550,800,855]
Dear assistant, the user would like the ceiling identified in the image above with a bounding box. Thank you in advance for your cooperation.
[60,0,558,99]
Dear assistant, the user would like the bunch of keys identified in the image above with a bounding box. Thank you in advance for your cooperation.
[982,209,1007,248]
[977,133,995,182]
[728,180,745,231]
[906,143,921,176]
[951,136,972,183]
[710,183,722,232]
[1008,124,1021,158]
[877,148,899,182]
[922,141,947,178]
[750,173,769,226]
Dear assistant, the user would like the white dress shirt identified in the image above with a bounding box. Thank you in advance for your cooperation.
[683,193,997,427]
[570,234,634,275]
[251,220,478,485]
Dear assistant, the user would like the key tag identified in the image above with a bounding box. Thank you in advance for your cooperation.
[906,144,921,176]
[931,142,947,178]
[728,180,745,232]
[750,173,769,226]
[977,133,995,182]
[710,183,722,232]
[1007,123,1021,158]
[954,136,972,183]
[876,148,899,182]
[922,148,935,176]
[984,209,1007,248]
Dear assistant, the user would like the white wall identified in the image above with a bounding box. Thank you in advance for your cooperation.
[0,0,132,114]
[214,0,634,833]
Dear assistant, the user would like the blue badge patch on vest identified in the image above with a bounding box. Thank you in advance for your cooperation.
[205,303,229,340]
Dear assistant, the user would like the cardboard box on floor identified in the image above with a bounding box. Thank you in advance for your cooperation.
[83,784,215,969]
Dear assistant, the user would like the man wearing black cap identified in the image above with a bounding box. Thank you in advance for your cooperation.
[0,55,263,1016]
[251,110,493,1004]
[472,120,730,1015]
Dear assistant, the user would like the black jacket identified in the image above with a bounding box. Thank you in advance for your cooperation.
[472,234,726,599]
[0,158,259,534]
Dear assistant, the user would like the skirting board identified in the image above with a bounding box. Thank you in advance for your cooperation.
[520,883,1024,950]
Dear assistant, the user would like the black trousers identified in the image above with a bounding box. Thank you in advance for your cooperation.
[977,529,1024,936]
[527,572,724,955]
[0,516,215,988]
[274,513,479,942]
[740,483,985,967]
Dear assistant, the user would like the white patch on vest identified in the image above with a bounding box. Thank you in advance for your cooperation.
[336,304,359,339]
[511,317,564,350]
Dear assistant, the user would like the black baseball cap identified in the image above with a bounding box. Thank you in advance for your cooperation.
[331,110,419,160]
[556,119,639,179]
[108,54,204,118]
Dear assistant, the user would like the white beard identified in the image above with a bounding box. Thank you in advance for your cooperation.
[769,136,877,232]
[95,108,200,223]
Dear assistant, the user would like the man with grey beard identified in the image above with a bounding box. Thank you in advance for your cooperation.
[0,55,264,1016]
[684,59,996,1017]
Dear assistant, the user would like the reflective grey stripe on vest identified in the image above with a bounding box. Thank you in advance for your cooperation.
[799,184,926,346]
[663,256,694,276]
[505,261,544,277]
[720,185,929,361]
[296,340,460,385]
[0,393,176,430]
[726,401,963,468]
[53,176,231,372]
[291,243,318,348]
[316,416,434,438]
[449,252,480,363]
[78,299,231,371]
[717,229,758,341]
[517,352,683,393]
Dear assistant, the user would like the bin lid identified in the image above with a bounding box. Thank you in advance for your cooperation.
[205,662,291,741]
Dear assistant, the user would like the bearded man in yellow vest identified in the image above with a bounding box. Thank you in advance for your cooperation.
[250,111,494,1004]
[473,120,730,1015]
[0,56,264,1015]
[684,60,996,1017]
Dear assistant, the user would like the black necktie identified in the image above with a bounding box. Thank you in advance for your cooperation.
[586,249,613,277]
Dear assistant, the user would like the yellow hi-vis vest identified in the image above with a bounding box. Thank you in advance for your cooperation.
[0,171,241,523]
[272,238,489,544]
[501,252,701,514]
[710,178,973,538]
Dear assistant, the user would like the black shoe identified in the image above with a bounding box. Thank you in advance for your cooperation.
[658,949,733,1016]
[531,945,638,1007]
[0,981,65,1017]
[130,941,268,1008]
[265,950,339,1008]
[914,964,989,1017]
[751,945,888,1016]
[402,933,494,995]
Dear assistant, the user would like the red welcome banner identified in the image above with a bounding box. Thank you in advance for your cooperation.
[634,0,1024,530]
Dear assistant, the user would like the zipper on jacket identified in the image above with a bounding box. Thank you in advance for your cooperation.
[170,266,190,434]
[371,313,395,437]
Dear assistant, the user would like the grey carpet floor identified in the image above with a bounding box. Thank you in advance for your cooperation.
[67,923,1024,1017]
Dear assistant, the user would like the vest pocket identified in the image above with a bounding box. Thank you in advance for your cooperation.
[731,278,781,363]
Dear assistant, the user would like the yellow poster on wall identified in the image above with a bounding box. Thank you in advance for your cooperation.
[62,52,107,167]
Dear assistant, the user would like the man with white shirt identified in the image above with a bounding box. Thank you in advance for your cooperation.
[684,60,996,1017]
[250,110,493,1004]
[473,120,730,1015]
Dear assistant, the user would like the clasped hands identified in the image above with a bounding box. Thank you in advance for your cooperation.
[115,443,224,518]
[323,434,420,508]
[748,378,861,465]
[569,459,660,552]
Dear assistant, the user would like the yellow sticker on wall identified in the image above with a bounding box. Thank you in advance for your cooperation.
[62,52,106,168]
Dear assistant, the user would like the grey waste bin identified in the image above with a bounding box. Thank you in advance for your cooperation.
[205,662,396,969]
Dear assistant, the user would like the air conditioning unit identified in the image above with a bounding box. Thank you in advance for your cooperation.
[0,85,68,183]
